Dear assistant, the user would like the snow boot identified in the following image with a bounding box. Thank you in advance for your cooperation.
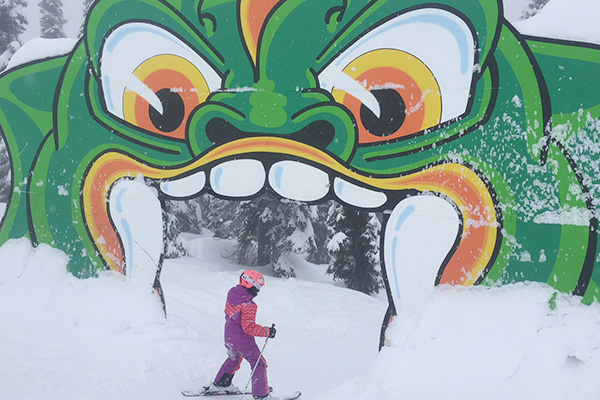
[253,395,271,400]
[205,373,239,394]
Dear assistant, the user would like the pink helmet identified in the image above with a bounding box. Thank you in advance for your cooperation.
[240,270,265,294]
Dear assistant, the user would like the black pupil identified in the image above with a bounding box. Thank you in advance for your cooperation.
[359,88,406,137]
[148,88,185,132]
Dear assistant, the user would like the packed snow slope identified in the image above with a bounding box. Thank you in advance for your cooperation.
[1,232,600,400]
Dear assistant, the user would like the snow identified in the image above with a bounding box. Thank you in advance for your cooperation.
[326,232,347,253]
[5,37,77,70]
[513,0,600,45]
[0,235,384,399]
[332,286,600,400]
[1,232,600,400]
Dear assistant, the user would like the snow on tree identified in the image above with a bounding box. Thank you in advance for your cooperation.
[326,206,382,295]
[226,189,318,277]
[162,198,213,259]
[166,198,204,235]
[0,135,11,202]
[271,199,319,277]
[0,40,20,72]
[164,214,187,258]
[305,202,334,264]
[197,195,240,239]
[0,0,27,70]
[39,0,66,39]
[162,195,238,258]
[79,0,95,37]
[521,0,551,19]
[164,195,361,281]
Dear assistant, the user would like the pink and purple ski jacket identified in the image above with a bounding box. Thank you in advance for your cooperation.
[224,284,270,344]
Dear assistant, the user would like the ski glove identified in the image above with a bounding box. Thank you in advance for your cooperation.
[268,326,277,339]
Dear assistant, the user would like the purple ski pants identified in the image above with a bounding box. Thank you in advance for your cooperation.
[215,341,268,397]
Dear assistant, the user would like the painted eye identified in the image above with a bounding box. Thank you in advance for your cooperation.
[100,23,221,139]
[319,8,475,144]
[332,49,442,144]
[122,54,212,138]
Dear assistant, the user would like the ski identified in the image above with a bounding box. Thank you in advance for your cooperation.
[182,389,251,397]
[181,389,300,399]
[273,391,302,400]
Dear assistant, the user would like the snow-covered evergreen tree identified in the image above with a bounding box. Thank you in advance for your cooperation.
[0,40,19,72]
[166,198,203,235]
[227,190,318,277]
[163,201,188,258]
[227,196,269,267]
[521,0,550,19]
[39,0,66,39]
[79,0,95,37]
[305,202,333,264]
[270,198,318,277]
[0,0,27,70]
[164,202,187,258]
[0,136,11,202]
[197,195,239,239]
[326,206,382,295]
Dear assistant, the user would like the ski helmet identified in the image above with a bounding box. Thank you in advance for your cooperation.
[240,270,265,295]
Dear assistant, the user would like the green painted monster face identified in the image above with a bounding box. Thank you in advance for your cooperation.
[1,0,600,342]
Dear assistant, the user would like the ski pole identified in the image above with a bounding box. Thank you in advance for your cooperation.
[241,324,275,400]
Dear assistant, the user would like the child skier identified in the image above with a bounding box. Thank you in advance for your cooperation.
[206,270,277,400]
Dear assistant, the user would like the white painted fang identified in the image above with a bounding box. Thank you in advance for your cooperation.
[109,178,163,287]
[383,196,459,316]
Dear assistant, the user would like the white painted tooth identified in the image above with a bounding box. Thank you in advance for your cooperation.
[109,178,163,287]
[269,161,330,202]
[334,177,387,209]
[159,171,206,199]
[210,159,265,197]
[383,196,459,317]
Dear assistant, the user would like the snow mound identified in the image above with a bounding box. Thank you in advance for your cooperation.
[0,238,165,332]
[6,38,77,71]
[0,239,194,399]
[316,284,600,400]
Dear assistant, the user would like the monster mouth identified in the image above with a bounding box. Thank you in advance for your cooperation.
[83,137,499,309]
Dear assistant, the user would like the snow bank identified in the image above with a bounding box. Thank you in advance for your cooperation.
[315,284,600,400]
[5,38,77,71]
[0,238,165,332]
[0,239,200,400]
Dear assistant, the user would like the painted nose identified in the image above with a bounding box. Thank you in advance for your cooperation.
[187,100,357,161]
[204,117,335,148]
